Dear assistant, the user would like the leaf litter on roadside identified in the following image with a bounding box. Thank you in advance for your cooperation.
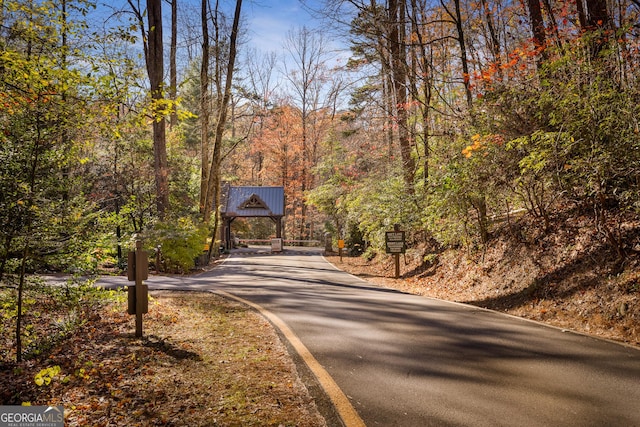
[1,286,326,426]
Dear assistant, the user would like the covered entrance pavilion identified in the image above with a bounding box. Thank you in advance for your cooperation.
[220,186,285,250]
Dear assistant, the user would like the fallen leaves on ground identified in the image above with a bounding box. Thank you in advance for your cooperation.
[1,290,326,426]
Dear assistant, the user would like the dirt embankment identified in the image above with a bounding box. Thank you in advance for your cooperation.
[326,211,640,348]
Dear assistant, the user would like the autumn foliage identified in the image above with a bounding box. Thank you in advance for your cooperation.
[2,0,640,378]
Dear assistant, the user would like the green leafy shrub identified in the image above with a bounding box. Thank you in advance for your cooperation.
[148,217,208,273]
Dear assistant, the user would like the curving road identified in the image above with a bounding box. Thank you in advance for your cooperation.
[99,247,640,426]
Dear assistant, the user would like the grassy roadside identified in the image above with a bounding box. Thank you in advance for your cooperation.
[0,283,326,426]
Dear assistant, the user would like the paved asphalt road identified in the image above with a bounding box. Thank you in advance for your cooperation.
[96,247,640,427]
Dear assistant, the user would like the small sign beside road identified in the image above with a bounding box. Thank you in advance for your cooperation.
[386,226,406,279]
[385,231,406,254]
[271,238,283,252]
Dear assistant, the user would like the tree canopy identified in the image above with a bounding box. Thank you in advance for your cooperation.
[1,0,640,359]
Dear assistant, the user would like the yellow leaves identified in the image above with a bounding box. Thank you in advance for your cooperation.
[76,367,90,380]
[34,365,61,386]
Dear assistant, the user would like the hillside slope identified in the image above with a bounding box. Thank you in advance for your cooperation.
[327,210,640,347]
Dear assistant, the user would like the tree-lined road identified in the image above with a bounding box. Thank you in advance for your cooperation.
[99,247,640,426]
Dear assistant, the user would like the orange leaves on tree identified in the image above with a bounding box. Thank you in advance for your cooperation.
[503,56,520,69]
[462,134,483,158]
[0,84,59,117]
[470,41,544,96]
[462,133,505,158]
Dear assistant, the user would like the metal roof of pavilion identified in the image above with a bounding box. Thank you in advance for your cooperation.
[221,186,285,218]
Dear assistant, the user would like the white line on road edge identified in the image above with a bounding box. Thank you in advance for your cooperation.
[214,290,367,427]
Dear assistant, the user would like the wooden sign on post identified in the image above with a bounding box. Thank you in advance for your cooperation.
[127,240,149,338]
[385,225,406,278]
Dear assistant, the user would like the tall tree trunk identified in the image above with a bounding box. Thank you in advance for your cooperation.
[409,0,419,169]
[16,109,43,363]
[481,0,502,72]
[454,0,472,109]
[442,0,473,110]
[380,35,395,165]
[409,0,433,182]
[526,0,546,50]
[203,0,242,223]
[420,50,432,183]
[199,0,210,216]
[586,0,609,27]
[389,0,415,192]
[525,0,548,69]
[300,42,309,241]
[541,0,562,47]
[585,0,610,57]
[576,0,588,29]
[146,0,169,216]
[169,0,178,128]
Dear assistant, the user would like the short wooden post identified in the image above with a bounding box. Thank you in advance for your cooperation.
[394,225,400,278]
[395,253,400,279]
[127,240,149,338]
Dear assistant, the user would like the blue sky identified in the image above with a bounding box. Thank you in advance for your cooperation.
[96,0,343,59]
[91,0,351,83]
[243,0,352,72]
[244,0,324,54]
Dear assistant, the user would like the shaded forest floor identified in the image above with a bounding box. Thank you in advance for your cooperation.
[326,209,640,348]
[0,290,326,426]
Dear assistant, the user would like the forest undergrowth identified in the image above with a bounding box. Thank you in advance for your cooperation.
[327,207,640,348]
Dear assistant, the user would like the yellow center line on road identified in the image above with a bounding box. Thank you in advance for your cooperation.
[214,290,367,427]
